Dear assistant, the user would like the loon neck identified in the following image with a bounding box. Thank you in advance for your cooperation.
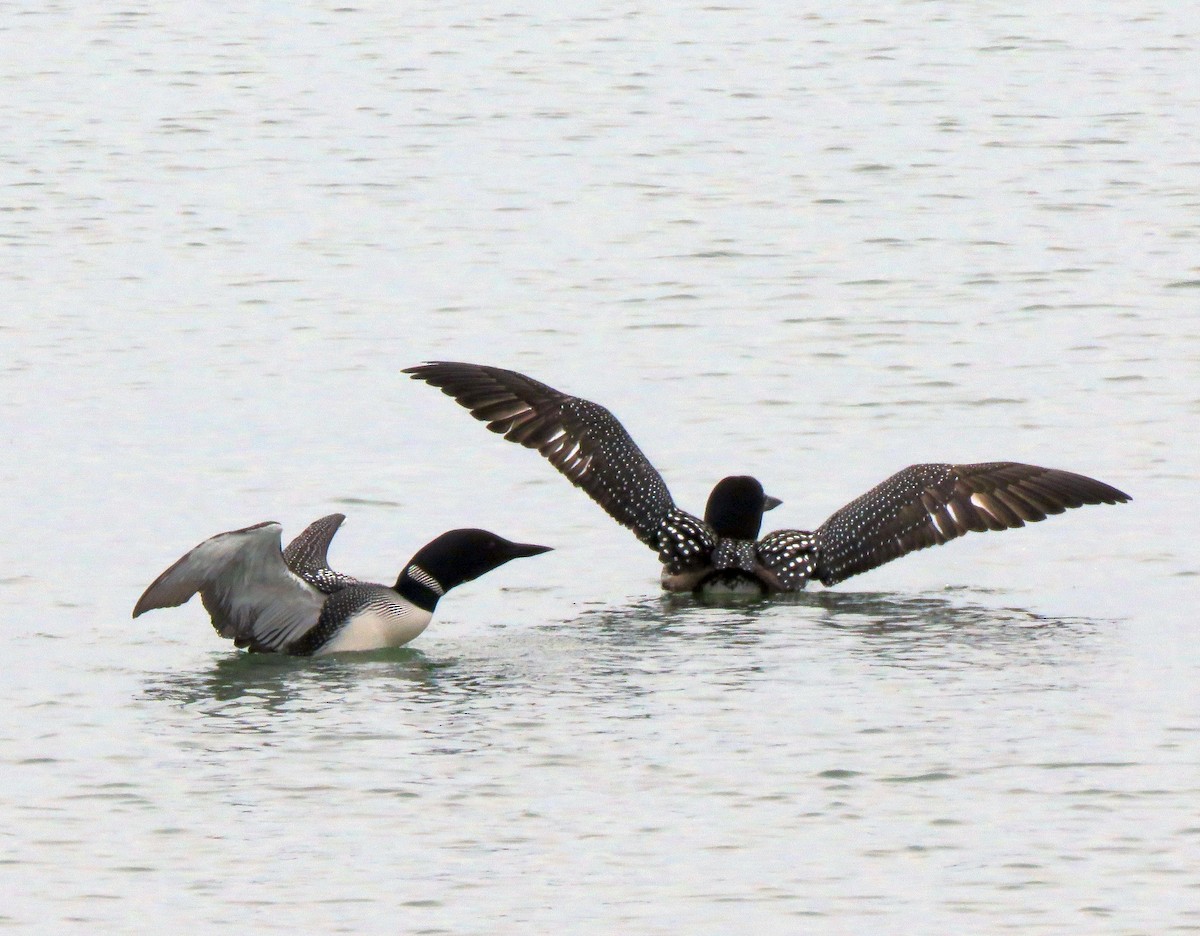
[394,528,551,611]
[395,563,445,613]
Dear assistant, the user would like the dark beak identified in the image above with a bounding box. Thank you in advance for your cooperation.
[510,542,554,558]
[763,494,783,512]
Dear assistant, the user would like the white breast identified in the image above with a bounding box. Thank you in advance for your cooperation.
[314,603,433,655]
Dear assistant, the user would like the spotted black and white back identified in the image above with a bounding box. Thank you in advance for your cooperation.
[655,508,717,574]
[756,530,818,590]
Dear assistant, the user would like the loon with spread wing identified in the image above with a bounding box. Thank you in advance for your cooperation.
[134,514,550,653]
[405,362,1129,595]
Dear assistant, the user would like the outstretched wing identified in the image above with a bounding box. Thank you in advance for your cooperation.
[813,462,1130,586]
[283,513,361,593]
[133,522,325,652]
[405,361,677,550]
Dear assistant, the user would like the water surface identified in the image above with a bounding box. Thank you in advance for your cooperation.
[1,3,1197,933]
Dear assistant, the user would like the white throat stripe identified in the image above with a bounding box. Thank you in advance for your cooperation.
[407,564,444,596]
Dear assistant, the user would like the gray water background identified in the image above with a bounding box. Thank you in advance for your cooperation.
[1,3,1198,933]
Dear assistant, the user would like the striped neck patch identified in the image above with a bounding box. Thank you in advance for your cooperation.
[406,563,445,596]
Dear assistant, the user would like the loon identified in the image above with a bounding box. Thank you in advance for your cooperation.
[404,362,1130,594]
[132,513,551,654]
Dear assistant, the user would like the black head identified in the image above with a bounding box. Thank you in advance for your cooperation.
[704,475,782,540]
[396,529,552,609]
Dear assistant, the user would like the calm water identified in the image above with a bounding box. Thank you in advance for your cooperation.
[2,3,1198,933]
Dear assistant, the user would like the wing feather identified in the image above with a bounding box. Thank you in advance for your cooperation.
[282,513,361,593]
[813,462,1129,586]
[405,362,677,549]
[134,522,325,652]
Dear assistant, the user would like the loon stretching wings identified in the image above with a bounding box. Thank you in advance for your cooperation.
[134,514,551,653]
[404,362,1129,594]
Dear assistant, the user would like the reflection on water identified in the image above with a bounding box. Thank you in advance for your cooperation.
[806,587,1096,634]
[142,596,775,717]
[803,589,1102,671]
[141,645,530,721]
[564,588,1100,660]
[145,588,1102,717]
[140,588,1104,744]
[564,593,772,642]
[144,650,435,711]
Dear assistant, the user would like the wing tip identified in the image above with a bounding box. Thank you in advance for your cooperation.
[133,520,287,621]
[403,360,479,381]
[131,582,185,619]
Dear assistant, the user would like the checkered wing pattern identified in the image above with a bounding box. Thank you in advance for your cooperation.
[405,362,677,550]
[282,513,361,593]
[656,509,718,574]
[813,462,1130,586]
[756,529,818,591]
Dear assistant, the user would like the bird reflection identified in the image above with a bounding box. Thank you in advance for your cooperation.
[141,646,517,717]
[142,589,1103,723]
[805,588,1094,634]
[561,587,1101,670]
[798,588,1100,669]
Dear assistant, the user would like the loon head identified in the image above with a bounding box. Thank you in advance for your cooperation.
[704,476,783,540]
[397,529,552,608]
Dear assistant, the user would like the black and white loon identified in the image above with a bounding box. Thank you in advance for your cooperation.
[132,513,551,654]
[404,362,1130,594]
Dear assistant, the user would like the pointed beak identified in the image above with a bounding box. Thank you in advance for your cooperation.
[511,542,553,558]
[763,494,783,512]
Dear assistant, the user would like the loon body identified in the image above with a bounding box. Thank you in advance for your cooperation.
[133,513,550,654]
[404,362,1130,595]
